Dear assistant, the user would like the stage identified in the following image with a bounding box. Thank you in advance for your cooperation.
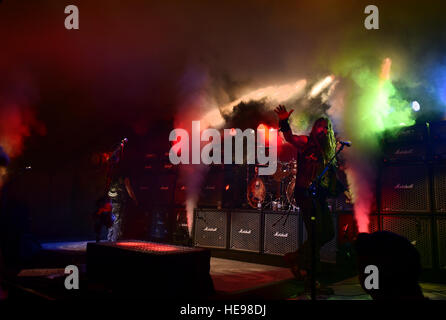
[3,240,446,300]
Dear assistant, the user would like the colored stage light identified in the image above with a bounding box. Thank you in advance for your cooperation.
[116,241,178,252]
[412,101,420,112]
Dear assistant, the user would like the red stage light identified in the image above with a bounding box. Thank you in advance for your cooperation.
[225,184,230,191]
[116,242,177,252]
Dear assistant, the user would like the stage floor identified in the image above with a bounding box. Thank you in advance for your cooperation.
[12,240,446,300]
[39,240,295,295]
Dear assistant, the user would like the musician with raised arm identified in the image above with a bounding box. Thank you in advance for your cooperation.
[106,164,138,242]
[274,105,341,295]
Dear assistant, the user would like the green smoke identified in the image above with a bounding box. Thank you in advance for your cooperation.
[327,55,416,233]
[334,58,415,143]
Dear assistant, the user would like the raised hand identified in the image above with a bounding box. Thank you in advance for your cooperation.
[274,105,294,120]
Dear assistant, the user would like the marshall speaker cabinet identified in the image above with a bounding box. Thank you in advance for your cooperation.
[383,123,427,144]
[230,210,262,252]
[381,215,433,268]
[382,143,427,163]
[437,217,446,269]
[263,211,301,256]
[433,165,446,213]
[380,165,431,213]
[198,168,225,208]
[194,208,228,249]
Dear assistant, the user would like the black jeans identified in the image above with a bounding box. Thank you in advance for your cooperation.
[107,201,125,242]
[294,187,335,273]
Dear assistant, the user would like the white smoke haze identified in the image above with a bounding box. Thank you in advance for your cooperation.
[3,0,441,236]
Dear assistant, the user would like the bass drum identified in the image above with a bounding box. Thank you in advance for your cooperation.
[247,177,266,208]
[286,177,296,207]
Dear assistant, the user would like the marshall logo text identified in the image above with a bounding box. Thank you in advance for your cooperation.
[394,184,414,189]
[274,231,289,238]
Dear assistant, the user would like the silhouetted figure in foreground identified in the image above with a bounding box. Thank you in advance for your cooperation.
[355,231,426,300]
[0,147,9,300]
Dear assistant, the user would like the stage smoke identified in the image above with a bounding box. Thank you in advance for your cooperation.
[174,65,219,235]
[0,95,46,159]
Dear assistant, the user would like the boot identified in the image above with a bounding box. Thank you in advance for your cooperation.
[284,252,306,281]
[303,278,334,296]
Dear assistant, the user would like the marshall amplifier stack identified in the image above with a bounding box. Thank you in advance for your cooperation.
[379,120,446,269]
[192,121,446,270]
[194,208,306,256]
[193,208,341,263]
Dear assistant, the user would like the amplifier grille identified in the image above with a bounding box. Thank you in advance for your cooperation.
[380,165,430,213]
[437,218,446,269]
[194,209,227,249]
[382,216,432,268]
[433,165,446,213]
[319,213,337,263]
[230,210,261,252]
[264,212,299,256]
[383,143,427,162]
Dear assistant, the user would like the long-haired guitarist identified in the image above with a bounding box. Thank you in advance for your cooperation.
[275,105,341,293]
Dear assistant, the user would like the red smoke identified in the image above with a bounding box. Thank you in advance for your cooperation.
[0,104,46,158]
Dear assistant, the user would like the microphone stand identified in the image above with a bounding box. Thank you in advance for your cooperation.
[272,167,294,227]
[307,143,346,300]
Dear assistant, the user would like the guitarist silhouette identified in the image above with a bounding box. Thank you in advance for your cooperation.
[93,139,138,242]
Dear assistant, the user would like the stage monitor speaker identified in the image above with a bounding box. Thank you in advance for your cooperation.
[382,143,427,163]
[87,241,214,299]
[433,165,446,213]
[380,165,430,213]
[263,212,300,256]
[198,168,224,208]
[381,215,432,268]
[437,217,446,269]
[230,210,261,252]
[194,209,227,249]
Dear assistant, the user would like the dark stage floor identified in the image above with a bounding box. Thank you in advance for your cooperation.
[4,240,446,300]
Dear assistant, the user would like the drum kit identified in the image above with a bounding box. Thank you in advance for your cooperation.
[247,159,299,211]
